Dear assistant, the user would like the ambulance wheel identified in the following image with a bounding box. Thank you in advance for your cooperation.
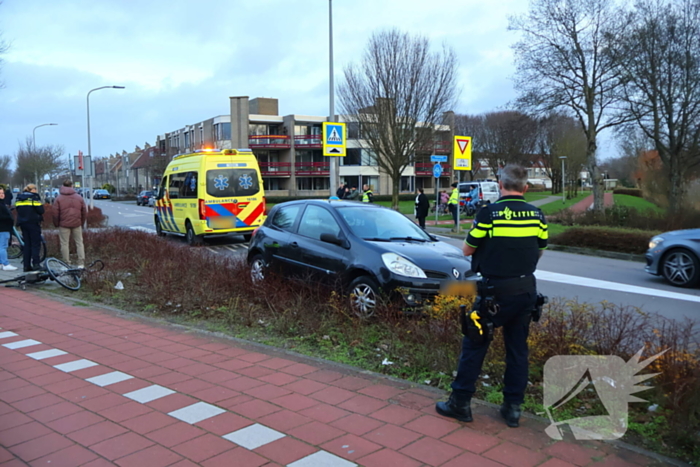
[186,221,203,246]
[155,217,165,237]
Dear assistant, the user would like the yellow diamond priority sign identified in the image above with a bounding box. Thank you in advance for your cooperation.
[453,136,472,171]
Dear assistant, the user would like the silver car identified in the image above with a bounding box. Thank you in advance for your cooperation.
[645,229,700,287]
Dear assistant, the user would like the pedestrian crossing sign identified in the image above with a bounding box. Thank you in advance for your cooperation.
[323,122,346,156]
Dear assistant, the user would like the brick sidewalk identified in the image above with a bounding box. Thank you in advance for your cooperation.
[0,288,677,466]
[568,193,614,214]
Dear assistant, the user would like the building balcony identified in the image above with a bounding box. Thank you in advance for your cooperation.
[295,162,330,176]
[249,135,291,149]
[259,162,291,177]
[294,135,322,148]
[415,162,451,177]
[416,140,451,154]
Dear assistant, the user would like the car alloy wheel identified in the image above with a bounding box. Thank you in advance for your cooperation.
[348,276,380,319]
[250,255,265,283]
[662,249,699,287]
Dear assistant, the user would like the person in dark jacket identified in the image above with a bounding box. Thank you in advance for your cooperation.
[414,188,429,229]
[0,184,12,208]
[15,184,44,272]
[0,187,18,271]
[336,183,346,200]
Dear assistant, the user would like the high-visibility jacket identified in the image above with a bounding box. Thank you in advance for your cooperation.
[362,190,373,203]
[448,188,459,205]
[15,192,44,226]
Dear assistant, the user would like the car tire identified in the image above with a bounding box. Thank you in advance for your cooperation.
[348,276,382,319]
[155,216,165,237]
[661,248,700,288]
[186,221,203,246]
[249,254,266,284]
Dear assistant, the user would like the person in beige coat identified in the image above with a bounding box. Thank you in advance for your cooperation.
[53,180,87,268]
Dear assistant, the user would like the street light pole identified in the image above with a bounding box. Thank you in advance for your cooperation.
[560,156,567,203]
[328,0,339,197]
[87,86,125,209]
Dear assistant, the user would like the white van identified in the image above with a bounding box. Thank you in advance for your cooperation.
[458,180,500,204]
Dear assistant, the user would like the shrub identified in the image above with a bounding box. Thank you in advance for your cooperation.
[102,183,116,194]
[557,204,700,232]
[613,188,643,197]
[550,226,650,254]
[40,203,108,230]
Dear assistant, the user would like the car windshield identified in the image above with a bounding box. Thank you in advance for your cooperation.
[337,206,432,242]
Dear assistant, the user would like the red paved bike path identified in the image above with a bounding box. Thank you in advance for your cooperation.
[0,287,672,466]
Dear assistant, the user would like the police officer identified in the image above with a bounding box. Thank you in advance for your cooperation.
[361,184,373,203]
[447,182,459,231]
[436,165,548,428]
[15,184,45,272]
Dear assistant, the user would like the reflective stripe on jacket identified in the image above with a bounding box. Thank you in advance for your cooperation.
[15,192,44,225]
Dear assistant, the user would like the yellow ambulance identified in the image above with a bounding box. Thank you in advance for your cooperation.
[154,148,266,245]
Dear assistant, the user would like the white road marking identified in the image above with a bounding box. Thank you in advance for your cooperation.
[27,349,67,360]
[86,371,133,387]
[54,359,98,372]
[287,451,357,467]
[168,402,226,424]
[223,423,285,450]
[535,270,700,303]
[2,339,42,349]
[0,331,18,339]
[124,384,175,403]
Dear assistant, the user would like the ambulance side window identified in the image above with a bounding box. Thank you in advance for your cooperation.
[168,173,182,199]
[181,172,198,198]
[157,177,167,199]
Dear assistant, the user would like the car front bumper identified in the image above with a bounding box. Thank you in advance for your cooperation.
[382,274,474,307]
[644,252,661,276]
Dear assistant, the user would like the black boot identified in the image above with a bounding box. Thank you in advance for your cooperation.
[435,393,472,422]
[500,402,522,427]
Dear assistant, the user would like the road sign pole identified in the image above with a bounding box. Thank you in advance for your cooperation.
[435,177,439,224]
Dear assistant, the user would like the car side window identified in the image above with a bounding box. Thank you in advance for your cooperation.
[297,205,341,241]
[270,205,301,231]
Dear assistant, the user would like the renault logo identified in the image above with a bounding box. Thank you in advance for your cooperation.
[452,268,460,279]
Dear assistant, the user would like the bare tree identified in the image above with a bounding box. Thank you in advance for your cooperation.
[539,113,587,194]
[338,29,458,209]
[612,0,700,210]
[14,137,65,192]
[0,2,9,89]
[510,0,630,212]
[0,155,11,185]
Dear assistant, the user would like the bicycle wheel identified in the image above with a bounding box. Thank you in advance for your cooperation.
[39,237,47,262]
[45,258,81,291]
[7,233,22,259]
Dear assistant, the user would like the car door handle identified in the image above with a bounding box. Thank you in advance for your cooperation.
[290,242,299,248]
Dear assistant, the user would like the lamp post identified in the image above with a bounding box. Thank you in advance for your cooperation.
[87,86,125,208]
[32,123,58,192]
[559,156,567,203]
[328,0,338,197]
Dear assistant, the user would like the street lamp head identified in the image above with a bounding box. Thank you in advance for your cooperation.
[559,156,567,159]
[112,86,125,89]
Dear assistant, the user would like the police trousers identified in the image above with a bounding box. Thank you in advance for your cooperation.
[451,291,536,405]
[20,223,42,270]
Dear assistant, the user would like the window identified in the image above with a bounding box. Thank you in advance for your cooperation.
[297,205,341,240]
[347,122,360,139]
[344,148,361,166]
[181,171,198,198]
[361,149,377,166]
[168,173,182,198]
[215,123,231,141]
[206,169,260,197]
[296,178,330,191]
[400,176,414,193]
[270,205,301,231]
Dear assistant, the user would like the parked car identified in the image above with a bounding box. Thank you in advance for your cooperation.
[645,229,700,288]
[93,189,111,200]
[458,181,500,205]
[248,200,475,317]
[137,190,154,206]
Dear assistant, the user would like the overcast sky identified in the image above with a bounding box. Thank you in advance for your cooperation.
[0,0,618,169]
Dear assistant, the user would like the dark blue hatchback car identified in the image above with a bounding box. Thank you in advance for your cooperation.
[247,199,475,317]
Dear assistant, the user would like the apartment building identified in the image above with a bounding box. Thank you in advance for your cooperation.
[156,97,455,198]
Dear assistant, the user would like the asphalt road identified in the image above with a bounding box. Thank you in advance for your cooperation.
[96,200,699,324]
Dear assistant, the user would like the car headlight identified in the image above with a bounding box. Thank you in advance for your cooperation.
[381,253,427,278]
[649,236,664,250]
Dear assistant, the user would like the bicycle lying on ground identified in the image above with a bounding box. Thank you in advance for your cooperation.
[0,258,104,291]
[7,226,47,262]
